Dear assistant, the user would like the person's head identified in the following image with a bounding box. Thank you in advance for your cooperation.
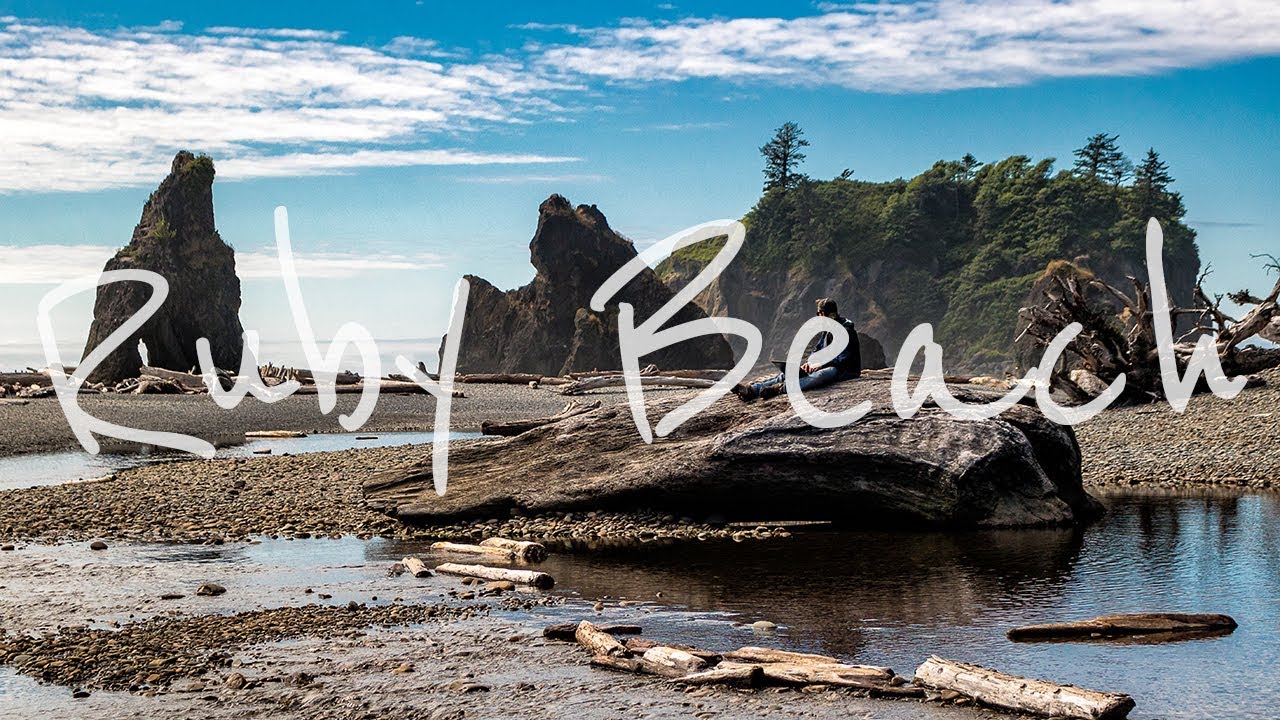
[815,297,839,319]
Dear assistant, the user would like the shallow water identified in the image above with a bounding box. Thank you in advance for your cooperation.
[0,431,480,490]
[1,492,1276,719]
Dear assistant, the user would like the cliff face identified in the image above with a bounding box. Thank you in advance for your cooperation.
[82,152,243,383]
[446,195,735,375]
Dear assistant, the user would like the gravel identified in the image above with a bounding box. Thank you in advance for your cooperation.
[0,384,575,458]
[1077,366,1280,491]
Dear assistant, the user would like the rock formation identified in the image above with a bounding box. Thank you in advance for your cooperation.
[81,152,243,384]
[363,378,1101,528]
[444,195,735,375]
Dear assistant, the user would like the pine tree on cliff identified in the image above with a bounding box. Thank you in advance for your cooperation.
[1130,147,1184,221]
[760,121,809,192]
[1072,132,1132,187]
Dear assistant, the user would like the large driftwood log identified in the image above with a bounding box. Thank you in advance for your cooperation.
[561,375,718,396]
[543,623,641,642]
[458,373,545,384]
[914,656,1135,720]
[625,638,720,663]
[641,646,709,674]
[676,662,763,687]
[723,647,840,665]
[481,401,601,437]
[245,430,306,438]
[0,372,52,387]
[478,537,548,562]
[434,562,554,589]
[757,662,895,689]
[589,654,688,678]
[429,541,514,560]
[400,556,431,578]
[576,620,631,658]
[1007,613,1237,642]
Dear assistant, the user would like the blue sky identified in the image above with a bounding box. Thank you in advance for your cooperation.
[0,1,1277,369]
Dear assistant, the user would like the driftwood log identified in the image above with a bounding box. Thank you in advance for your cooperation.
[676,662,763,687]
[245,430,306,438]
[561,375,718,396]
[429,541,514,560]
[400,556,431,578]
[434,562,554,589]
[723,647,840,665]
[481,400,601,436]
[625,637,720,663]
[1007,613,1237,642]
[478,537,548,562]
[543,623,641,642]
[576,620,630,658]
[914,656,1135,720]
[642,646,708,674]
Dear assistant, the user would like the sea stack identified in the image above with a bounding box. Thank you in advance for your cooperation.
[81,152,243,384]
[446,194,735,375]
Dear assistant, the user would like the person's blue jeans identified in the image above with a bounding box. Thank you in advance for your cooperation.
[749,366,842,395]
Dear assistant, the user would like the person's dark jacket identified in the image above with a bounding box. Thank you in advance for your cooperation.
[814,316,861,378]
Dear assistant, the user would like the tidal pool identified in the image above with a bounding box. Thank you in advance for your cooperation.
[0,491,1275,719]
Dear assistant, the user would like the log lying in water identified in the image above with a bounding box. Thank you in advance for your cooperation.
[434,562,554,589]
[757,662,896,690]
[914,656,1135,720]
[400,556,431,578]
[478,537,548,563]
[543,623,641,642]
[429,541,514,560]
[576,620,630,658]
[1007,613,1238,642]
[481,400,601,436]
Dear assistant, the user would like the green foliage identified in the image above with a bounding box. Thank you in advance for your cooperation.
[150,215,176,240]
[179,153,216,191]
[726,136,1200,366]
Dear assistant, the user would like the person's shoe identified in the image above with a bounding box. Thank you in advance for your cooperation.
[730,383,759,403]
[759,384,783,400]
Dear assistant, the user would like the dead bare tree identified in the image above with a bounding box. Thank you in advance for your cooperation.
[1018,257,1280,404]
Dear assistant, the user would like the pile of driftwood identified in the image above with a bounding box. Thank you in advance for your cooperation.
[394,537,555,589]
[553,621,1138,719]
[1019,256,1280,404]
[458,364,727,395]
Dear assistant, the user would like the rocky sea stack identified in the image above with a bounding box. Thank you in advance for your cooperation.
[81,152,243,384]
[446,195,735,375]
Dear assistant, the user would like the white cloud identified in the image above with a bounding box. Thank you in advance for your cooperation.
[536,0,1280,91]
[0,244,445,284]
[457,172,610,184]
[0,20,580,193]
[204,26,347,41]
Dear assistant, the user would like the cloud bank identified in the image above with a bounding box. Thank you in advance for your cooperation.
[3,2,1280,193]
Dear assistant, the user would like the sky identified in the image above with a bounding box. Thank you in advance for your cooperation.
[0,0,1277,370]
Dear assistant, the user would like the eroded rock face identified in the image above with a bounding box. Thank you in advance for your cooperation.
[82,152,243,383]
[363,378,1101,529]
[445,195,735,375]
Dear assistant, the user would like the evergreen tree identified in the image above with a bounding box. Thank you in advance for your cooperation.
[1073,133,1132,186]
[760,122,809,192]
[1131,147,1183,220]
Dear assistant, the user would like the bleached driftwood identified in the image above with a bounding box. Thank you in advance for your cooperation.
[542,623,641,642]
[429,541,514,560]
[400,556,431,578]
[914,656,1135,720]
[480,400,601,436]
[478,537,548,562]
[561,375,718,396]
[576,620,630,658]
[434,562,554,589]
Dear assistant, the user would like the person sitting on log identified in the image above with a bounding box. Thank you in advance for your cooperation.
[732,297,862,402]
